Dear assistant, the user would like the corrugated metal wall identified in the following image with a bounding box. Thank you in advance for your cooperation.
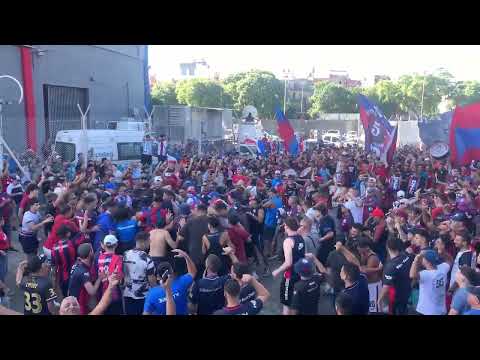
[44,84,88,142]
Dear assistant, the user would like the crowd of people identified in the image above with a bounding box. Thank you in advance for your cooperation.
[1,135,480,316]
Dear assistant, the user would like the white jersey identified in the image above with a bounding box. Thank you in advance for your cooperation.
[416,262,450,315]
[123,249,155,299]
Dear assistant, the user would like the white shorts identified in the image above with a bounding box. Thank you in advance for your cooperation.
[368,281,382,313]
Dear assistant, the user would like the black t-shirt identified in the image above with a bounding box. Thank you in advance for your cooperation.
[178,215,210,265]
[20,275,57,315]
[214,299,264,315]
[326,251,349,293]
[342,274,370,315]
[319,216,336,238]
[291,274,323,315]
[190,275,229,315]
[239,283,257,304]
[383,253,414,306]
[68,261,91,299]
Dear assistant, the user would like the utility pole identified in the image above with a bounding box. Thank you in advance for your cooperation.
[420,71,426,120]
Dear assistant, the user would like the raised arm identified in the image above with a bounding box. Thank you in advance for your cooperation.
[172,249,197,279]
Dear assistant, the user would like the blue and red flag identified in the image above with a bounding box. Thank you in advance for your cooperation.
[274,107,299,156]
[357,94,397,165]
[449,102,480,166]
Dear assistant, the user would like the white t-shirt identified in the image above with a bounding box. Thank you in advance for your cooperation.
[449,249,476,289]
[344,198,363,224]
[123,249,155,299]
[416,262,450,315]
[21,211,41,235]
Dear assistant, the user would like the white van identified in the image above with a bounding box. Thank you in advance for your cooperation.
[54,129,145,166]
[237,144,258,159]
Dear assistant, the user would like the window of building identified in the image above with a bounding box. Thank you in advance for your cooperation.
[117,142,142,160]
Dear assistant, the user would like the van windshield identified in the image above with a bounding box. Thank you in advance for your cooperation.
[55,142,75,162]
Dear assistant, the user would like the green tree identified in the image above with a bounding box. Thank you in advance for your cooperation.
[448,80,480,107]
[397,70,454,117]
[308,82,357,117]
[223,70,283,119]
[151,81,178,106]
[362,80,403,118]
[175,78,225,108]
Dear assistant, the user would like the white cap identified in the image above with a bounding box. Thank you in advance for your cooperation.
[154,176,162,183]
[275,170,281,175]
[103,234,118,247]
[397,190,405,199]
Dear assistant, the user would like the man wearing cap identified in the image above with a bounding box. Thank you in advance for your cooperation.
[16,255,58,315]
[290,257,324,315]
[144,248,197,315]
[68,243,105,315]
[464,287,480,315]
[365,207,387,263]
[97,234,124,315]
[410,249,450,315]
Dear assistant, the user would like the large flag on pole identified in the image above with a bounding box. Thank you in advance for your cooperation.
[274,106,299,156]
[449,102,480,166]
[357,94,397,165]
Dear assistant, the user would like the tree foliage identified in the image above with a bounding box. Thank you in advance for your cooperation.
[223,70,283,119]
[151,81,178,106]
[175,78,226,108]
[308,82,357,117]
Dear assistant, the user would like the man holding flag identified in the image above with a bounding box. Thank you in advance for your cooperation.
[274,107,299,156]
[357,95,398,166]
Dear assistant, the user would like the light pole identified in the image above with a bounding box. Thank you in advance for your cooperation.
[282,69,291,115]
[420,71,426,120]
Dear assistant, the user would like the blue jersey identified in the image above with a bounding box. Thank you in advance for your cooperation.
[264,195,282,228]
[144,274,193,315]
[94,211,114,251]
[271,178,283,189]
[114,219,138,244]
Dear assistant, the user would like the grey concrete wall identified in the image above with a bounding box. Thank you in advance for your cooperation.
[0,45,28,152]
[0,45,146,153]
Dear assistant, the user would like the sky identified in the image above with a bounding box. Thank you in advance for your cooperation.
[149,45,480,85]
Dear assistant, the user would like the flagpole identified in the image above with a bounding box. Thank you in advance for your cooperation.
[420,71,426,120]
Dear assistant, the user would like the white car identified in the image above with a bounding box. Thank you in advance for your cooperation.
[321,134,341,147]
[323,129,341,137]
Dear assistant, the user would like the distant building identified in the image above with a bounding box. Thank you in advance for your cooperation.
[374,75,391,84]
[315,71,362,88]
[179,59,210,79]
[287,78,315,111]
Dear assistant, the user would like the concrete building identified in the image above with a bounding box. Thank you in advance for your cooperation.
[374,75,391,84]
[315,71,362,88]
[0,45,150,153]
